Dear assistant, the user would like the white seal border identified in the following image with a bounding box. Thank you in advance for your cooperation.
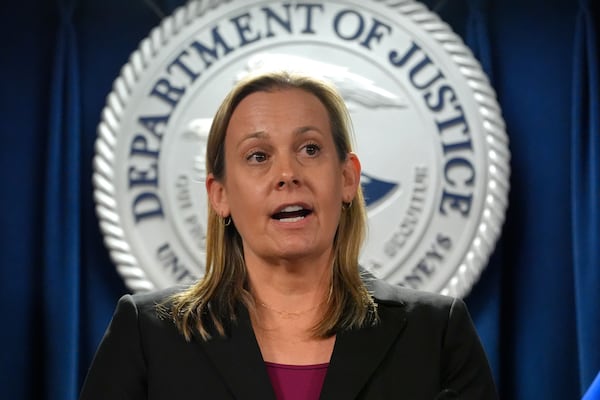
[92,0,510,297]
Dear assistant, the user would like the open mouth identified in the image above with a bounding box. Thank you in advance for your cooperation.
[272,205,312,222]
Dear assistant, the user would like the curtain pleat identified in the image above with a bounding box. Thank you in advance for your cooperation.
[43,0,81,399]
[572,0,600,396]
[465,0,494,77]
[462,0,502,390]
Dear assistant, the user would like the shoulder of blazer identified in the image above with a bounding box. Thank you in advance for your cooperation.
[364,274,457,317]
[121,285,191,328]
[129,284,188,304]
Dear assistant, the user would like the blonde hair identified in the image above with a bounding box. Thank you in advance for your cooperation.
[168,70,376,340]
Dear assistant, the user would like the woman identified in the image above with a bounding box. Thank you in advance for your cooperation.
[80,70,498,399]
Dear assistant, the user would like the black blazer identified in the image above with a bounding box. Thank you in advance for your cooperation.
[80,278,498,399]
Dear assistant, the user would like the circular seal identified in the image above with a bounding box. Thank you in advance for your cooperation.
[93,0,510,297]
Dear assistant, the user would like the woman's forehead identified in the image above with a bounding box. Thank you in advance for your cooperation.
[226,89,331,136]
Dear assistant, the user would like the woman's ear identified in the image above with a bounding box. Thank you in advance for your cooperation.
[206,173,230,217]
[342,152,362,202]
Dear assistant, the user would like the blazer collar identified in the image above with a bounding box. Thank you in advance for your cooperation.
[195,305,276,400]
[320,300,407,399]
[195,299,407,400]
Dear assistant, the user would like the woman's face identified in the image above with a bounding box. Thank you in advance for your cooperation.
[207,88,360,268]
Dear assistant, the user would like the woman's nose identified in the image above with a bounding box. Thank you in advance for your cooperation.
[277,176,299,188]
[275,156,300,189]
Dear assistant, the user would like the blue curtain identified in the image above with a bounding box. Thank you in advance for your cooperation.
[0,1,598,399]
[42,0,81,399]
[572,0,600,394]
[462,0,502,388]
[0,2,57,399]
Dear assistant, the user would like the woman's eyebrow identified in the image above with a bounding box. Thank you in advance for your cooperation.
[236,131,268,149]
[235,126,323,149]
[293,125,323,136]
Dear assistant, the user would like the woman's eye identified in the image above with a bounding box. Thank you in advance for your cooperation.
[303,143,320,156]
[247,152,268,163]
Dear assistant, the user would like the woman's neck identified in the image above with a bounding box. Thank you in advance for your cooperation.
[246,259,332,315]
[245,258,337,365]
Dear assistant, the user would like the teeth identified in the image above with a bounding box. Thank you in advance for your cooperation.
[280,205,303,212]
[279,216,304,223]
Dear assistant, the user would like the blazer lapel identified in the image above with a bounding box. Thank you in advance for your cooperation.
[195,306,276,400]
[320,302,407,399]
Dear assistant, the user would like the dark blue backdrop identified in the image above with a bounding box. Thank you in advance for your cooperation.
[0,0,598,399]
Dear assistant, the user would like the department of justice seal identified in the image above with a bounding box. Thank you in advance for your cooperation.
[93,0,510,297]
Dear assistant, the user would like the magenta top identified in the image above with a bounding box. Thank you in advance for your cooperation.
[265,361,329,400]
